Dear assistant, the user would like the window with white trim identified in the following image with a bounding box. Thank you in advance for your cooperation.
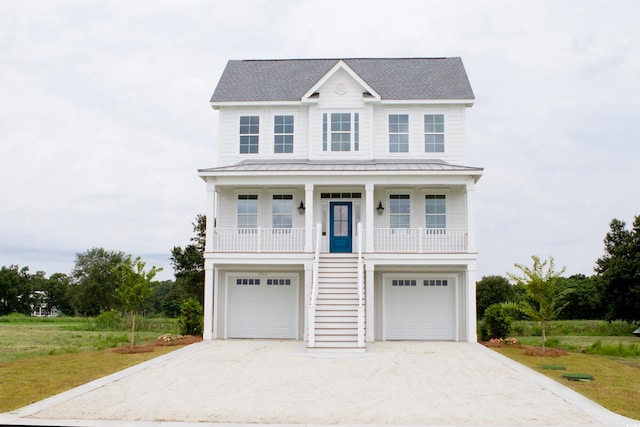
[424,114,444,152]
[237,195,258,230]
[322,112,359,152]
[272,195,293,229]
[274,115,294,153]
[390,194,410,228]
[389,114,409,153]
[425,195,446,231]
[240,116,259,154]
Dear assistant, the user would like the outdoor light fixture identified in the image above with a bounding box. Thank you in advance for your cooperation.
[377,201,385,215]
[298,201,306,215]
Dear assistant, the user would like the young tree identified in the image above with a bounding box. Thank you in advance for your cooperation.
[170,214,205,305]
[507,255,568,348]
[595,216,640,323]
[114,256,162,350]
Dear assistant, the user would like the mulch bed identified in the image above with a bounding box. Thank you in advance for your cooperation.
[112,335,203,354]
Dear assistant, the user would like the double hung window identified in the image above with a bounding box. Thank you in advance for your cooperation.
[322,112,359,152]
[389,194,410,228]
[272,195,293,229]
[389,114,409,152]
[424,114,444,152]
[237,195,258,230]
[239,116,259,154]
[274,115,294,153]
[425,195,446,231]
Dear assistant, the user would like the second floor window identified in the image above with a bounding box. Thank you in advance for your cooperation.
[389,114,409,152]
[424,114,444,152]
[239,116,259,154]
[274,115,294,153]
[238,195,258,228]
[425,195,446,229]
[323,112,359,152]
[272,195,293,228]
[389,194,410,228]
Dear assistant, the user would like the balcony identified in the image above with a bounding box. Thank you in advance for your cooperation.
[210,227,468,253]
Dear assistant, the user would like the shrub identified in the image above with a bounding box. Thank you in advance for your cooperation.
[482,303,512,339]
[94,310,123,330]
[178,298,203,336]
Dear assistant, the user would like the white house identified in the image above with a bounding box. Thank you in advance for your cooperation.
[199,58,482,350]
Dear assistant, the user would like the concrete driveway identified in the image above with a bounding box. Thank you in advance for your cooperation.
[1,340,636,426]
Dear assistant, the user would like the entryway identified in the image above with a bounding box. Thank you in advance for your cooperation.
[329,201,352,253]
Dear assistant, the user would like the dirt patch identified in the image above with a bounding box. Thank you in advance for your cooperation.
[111,335,202,354]
[524,347,567,357]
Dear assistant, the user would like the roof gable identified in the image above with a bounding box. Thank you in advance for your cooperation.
[210,57,474,103]
[302,60,380,101]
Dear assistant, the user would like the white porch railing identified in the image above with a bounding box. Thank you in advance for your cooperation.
[308,223,322,347]
[213,228,305,252]
[373,228,468,252]
[356,222,365,348]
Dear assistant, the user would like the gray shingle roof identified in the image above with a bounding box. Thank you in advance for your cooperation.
[199,159,483,174]
[210,58,474,102]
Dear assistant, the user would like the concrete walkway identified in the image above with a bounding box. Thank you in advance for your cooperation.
[1,340,637,427]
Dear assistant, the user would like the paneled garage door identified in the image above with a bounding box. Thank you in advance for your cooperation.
[384,278,455,340]
[227,277,298,339]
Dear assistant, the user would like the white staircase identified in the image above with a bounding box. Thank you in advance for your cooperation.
[309,254,365,351]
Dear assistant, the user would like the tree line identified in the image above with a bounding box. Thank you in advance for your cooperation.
[0,215,206,318]
[477,215,640,325]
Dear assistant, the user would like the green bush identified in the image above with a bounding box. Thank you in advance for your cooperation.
[587,340,640,357]
[482,304,513,340]
[178,298,203,336]
[94,310,123,330]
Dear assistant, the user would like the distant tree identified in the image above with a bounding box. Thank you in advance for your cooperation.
[114,255,162,350]
[595,216,640,322]
[476,275,514,319]
[0,265,32,315]
[147,280,177,316]
[507,255,569,348]
[68,248,125,316]
[556,275,605,320]
[170,214,205,306]
[46,273,72,315]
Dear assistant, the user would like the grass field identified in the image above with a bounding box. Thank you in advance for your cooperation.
[493,345,640,420]
[0,313,184,412]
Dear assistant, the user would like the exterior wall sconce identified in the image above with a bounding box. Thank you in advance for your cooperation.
[377,201,385,215]
[298,201,306,215]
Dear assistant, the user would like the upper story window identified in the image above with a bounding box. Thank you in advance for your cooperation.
[239,116,259,154]
[323,112,359,152]
[425,195,446,229]
[237,195,258,228]
[272,195,293,228]
[274,115,294,153]
[424,114,444,153]
[389,114,409,153]
[389,194,410,228]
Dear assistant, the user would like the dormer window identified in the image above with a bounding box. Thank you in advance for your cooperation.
[322,112,359,152]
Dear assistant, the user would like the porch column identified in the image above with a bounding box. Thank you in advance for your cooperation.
[366,263,375,342]
[203,259,214,340]
[466,263,477,342]
[365,182,374,253]
[304,183,314,252]
[466,180,476,253]
[205,180,217,252]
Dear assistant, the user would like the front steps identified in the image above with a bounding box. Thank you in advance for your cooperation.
[309,254,365,352]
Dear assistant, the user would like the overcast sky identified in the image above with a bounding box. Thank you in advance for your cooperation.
[1,0,638,281]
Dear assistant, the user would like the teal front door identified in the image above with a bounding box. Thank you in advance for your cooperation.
[330,202,352,253]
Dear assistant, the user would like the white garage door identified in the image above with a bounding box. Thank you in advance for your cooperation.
[227,277,298,339]
[384,278,455,340]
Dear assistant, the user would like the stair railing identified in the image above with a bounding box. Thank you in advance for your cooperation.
[308,222,322,347]
[357,221,365,347]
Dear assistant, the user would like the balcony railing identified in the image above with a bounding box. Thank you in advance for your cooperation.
[374,228,467,252]
[213,228,305,252]
[211,227,467,253]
